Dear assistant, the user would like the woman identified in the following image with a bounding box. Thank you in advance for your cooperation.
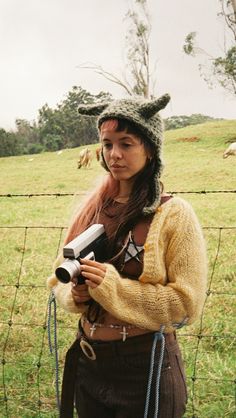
[48,94,207,418]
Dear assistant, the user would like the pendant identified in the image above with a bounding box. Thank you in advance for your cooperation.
[89,323,97,337]
[120,326,128,342]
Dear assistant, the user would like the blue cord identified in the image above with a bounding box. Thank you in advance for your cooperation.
[144,330,165,418]
[47,291,60,412]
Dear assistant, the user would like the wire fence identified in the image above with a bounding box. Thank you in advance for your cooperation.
[0,189,236,198]
[0,191,235,417]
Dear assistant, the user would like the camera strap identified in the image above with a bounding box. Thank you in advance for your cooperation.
[144,328,165,418]
[47,290,60,412]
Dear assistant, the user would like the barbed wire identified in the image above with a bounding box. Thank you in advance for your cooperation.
[0,189,236,198]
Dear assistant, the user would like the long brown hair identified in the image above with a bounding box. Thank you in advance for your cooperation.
[64,118,158,251]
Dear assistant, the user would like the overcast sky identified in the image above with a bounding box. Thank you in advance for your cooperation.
[0,0,235,130]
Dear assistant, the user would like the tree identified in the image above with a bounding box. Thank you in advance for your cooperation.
[0,86,113,157]
[122,0,152,97]
[38,86,112,149]
[164,114,222,130]
[79,0,154,98]
[14,119,41,154]
[0,129,22,157]
[183,0,236,96]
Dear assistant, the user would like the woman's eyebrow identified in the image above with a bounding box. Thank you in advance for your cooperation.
[119,135,136,141]
[101,135,138,142]
[102,138,111,141]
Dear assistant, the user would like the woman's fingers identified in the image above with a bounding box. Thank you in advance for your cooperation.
[80,258,106,272]
[71,286,88,296]
[72,293,89,303]
[81,265,105,279]
[80,261,106,279]
[84,279,98,289]
[79,258,107,287]
[71,281,87,289]
[71,282,91,302]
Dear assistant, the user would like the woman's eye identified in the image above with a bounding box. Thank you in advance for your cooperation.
[103,143,112,149]
[122,143,131,148]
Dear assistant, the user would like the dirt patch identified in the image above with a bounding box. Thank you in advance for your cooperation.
[177,136,200,142]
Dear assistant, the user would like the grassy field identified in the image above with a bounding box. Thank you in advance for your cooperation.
[0,119,235,417]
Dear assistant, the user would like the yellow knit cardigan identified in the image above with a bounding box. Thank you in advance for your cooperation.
[47,197,207,333]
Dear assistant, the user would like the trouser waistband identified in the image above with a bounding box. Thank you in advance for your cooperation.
[77,322,176,360]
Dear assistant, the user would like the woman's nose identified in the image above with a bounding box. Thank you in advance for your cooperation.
[111,145,122,159]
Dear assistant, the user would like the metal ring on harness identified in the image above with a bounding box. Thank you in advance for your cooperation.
[80,339,96,360]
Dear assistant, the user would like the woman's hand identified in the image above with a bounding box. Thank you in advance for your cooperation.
[80,258,107,289]
[71,281,91,304]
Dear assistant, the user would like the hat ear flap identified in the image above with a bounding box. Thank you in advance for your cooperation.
[138,94,170,118]
[78,102,109,116]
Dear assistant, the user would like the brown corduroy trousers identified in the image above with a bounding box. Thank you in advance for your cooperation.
[60,331,187,418]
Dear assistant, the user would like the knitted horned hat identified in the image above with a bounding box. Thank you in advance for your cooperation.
[77,93,170,213]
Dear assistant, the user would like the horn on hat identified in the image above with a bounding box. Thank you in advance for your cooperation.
[138,94,171,118]
[78,102,109,116]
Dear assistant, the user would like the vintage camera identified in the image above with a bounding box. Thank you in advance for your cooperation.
[55,224,107,284]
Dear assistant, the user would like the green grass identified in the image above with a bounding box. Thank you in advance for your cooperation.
[0,121,236,417]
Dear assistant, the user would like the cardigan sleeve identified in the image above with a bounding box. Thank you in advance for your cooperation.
[47,253,87,314]
[89,199,207,333]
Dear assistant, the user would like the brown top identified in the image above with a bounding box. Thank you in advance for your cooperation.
[98,200,154,279]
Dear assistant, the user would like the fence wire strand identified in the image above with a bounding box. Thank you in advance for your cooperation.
[0,189,236,198]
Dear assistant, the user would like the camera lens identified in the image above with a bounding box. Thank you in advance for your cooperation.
[55,259,81,283]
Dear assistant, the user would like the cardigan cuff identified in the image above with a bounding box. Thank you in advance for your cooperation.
[89,263,120,300]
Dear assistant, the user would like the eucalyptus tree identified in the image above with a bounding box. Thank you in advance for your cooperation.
[79,0,155,99]
[183,0,236,96]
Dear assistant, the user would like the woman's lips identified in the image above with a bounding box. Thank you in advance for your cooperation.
[110,164,125,169]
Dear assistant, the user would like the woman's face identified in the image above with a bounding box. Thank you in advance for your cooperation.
[100,127,150,182]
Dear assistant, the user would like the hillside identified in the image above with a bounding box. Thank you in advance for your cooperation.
[0,118,235,228]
